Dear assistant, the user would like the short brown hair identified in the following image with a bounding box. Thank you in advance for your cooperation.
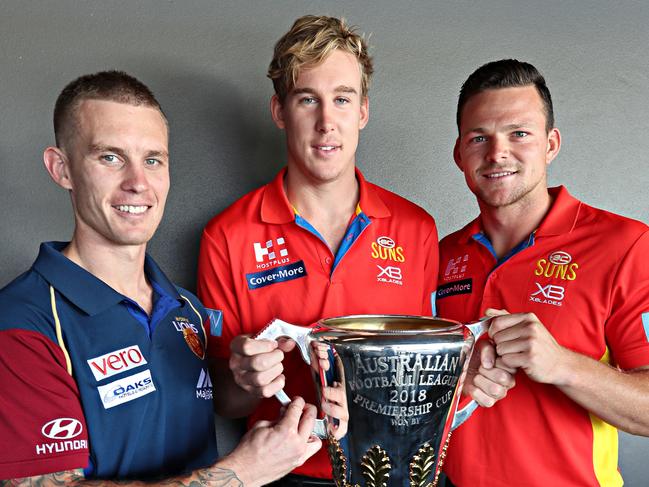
[457,59,554,132]
[53,70,165,148]
[268,15,373,102]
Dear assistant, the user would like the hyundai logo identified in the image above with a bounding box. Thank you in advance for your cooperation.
[549,251,572,265]
[41,418,83,440]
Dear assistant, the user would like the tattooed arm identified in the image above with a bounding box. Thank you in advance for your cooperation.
[2,397,321,487]
[1,466,242,486]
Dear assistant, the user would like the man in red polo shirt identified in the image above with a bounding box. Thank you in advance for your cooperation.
[197,15,453,485]
[437,59,649,486]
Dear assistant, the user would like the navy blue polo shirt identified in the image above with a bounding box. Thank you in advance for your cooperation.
[0,242,218,479]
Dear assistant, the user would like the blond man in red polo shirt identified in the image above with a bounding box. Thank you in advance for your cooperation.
[197,15,446,485]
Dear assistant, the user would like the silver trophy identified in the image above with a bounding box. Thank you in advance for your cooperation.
[256,315,487,487]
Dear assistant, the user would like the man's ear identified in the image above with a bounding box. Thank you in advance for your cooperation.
[270,94,286,129]
[359,96,369,130]
[43,146,73,190]
[453,137,463,171]
[545,127,561,166]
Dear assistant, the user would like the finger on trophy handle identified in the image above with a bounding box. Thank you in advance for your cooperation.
[254,319,314,407]
[451,317,494,428]
[254,318,313,363]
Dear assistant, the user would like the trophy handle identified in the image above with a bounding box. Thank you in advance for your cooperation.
[253,319,328,439]
[451,317,492,429]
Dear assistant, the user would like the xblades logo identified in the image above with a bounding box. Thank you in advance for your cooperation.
[530,283,565,306]
[377,265,402,280]
[377,265,403,285]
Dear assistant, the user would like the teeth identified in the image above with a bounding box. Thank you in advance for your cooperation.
[115,205,148,214]
[318,146,335,151]
[486,171,514,178]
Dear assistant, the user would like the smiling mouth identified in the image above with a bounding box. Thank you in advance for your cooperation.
[313,144,340,152]
[114,205,149,214]
[484,171,516,179]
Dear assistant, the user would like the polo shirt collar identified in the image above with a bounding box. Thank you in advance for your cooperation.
[457,185,581,244]
[536,186,581,236]
[260,166,391,224]
[33,241,181,316]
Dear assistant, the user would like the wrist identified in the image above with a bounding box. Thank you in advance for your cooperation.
[215,453,256,487]
[551,346,581,387]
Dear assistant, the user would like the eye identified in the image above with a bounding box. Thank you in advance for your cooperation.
[299,96,317,105]
[334,97,350,105]
[513,131,528,138]
[101,154,121,165]
[471,135,486,143]
[145,158,161,166]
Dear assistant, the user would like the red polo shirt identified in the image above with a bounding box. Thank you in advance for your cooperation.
[198,167,438,478]
[437,186,649,486]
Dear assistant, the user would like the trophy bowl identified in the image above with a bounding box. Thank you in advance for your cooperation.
[256,315,486,487]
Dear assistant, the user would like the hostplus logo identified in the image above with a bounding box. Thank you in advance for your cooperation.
[254,237,289,269]
[196,369,213,400]
[444,254,469,280]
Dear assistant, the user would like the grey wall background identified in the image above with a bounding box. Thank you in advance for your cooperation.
[2,0,648,483]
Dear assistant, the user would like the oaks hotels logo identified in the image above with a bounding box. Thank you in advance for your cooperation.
[253,237,289,269]
[96,369,156,409]
[87,345,147,381]
[534,251,579,281]
[371,236,405,263]
[36,418,87,456]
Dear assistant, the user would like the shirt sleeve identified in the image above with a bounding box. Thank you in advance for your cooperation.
[422,216,440,317]
[605,230,649,370]
[197,226,242,359]
[0,329,89,478]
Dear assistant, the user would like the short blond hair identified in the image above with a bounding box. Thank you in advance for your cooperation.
[268,15,373,102]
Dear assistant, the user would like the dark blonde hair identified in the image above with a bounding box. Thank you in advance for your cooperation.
[268,15,373,102]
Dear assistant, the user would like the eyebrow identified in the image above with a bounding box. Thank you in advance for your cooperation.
[463,122,535,135]
[291,85,358,96]
[89,144,125,156]
[88,144,168,159]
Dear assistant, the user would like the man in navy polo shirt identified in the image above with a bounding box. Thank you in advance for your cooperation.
[0,71,321,485]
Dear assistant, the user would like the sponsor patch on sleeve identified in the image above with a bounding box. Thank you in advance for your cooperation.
[206,308,223,337]
[246,260,307,290]
[436,278,473,300]
[642,312,649,342]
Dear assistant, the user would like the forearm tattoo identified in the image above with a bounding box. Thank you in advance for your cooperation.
[1,467,244,486]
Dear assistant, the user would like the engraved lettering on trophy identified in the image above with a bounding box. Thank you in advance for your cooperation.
[349,351,461,426]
